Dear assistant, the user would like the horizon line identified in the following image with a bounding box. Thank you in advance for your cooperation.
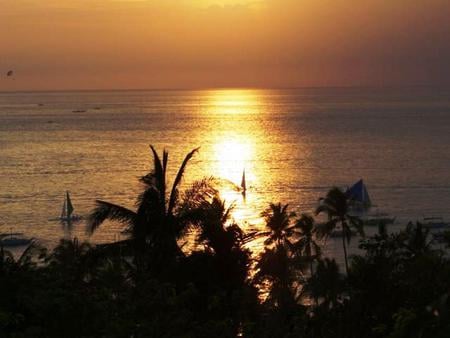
[0,84,449,94]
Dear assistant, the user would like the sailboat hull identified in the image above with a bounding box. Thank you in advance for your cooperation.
[59,215,83,222]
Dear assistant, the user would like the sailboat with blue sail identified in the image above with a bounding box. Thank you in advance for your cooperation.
[346,179,371,210]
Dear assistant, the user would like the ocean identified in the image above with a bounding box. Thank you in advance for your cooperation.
[1,87,450,260]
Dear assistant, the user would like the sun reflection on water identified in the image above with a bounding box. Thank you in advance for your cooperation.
[213,138,257,224]
[202,89,268,253]
[214,138,253,185]
[205,89,262,115]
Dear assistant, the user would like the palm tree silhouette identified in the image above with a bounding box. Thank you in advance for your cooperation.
[261,203,295,248]
[0,241,41,275]
[46,238,99,285]
[404,222,433,256]
[257,203,305,309]
[293,213,321,276]
[87,145,215,273]
[196,196,255,257]
[302,258,343,309]
[315,187,363,275]
[255,244,303,310]
[192,196,256,290]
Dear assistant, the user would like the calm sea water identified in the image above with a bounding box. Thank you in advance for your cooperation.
[1,87,450,259]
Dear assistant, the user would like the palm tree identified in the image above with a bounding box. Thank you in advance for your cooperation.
[257,203,306,309]
[87,145,216,273]
[315,187,363,275]
[255,244,303,310]
[192,196,256,291]
[261,203,295,248]
[302,258,344,309]
[0,242,41,276]
[403,222,433,256]
[45,238,100,286]
[196,196,254,257]
[293,213,321,276]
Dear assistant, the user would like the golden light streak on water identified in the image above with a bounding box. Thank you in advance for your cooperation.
[203,89,268,253]
[3,88,450,266]
[205,89,262,115]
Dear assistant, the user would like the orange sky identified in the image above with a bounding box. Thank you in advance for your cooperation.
[1,0,449,90]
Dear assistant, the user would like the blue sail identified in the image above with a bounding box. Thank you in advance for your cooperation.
[346,179,371,208]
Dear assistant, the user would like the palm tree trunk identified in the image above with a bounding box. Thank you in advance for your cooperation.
[341,231,349,275]
[307,245,318,306]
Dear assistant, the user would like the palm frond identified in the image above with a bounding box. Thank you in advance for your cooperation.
[0,246,14,263]
[295,213,315,233]
[315,219,338,239]
[140,171,155,186]
[168,147,199,214]
[87,200,137,235]
[179,177,217,211]
[162,149,169,177]
[315,203,331,216]
[241,231,260,245]
[16,240,41,266]
[136,186,160,217]
[149,145,166,202]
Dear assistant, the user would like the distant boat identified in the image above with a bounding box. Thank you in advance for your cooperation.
[241,169,246,195]
[422,217,450,230]
[362,211,396,226]
[363,216,396,227]
[60,191,82,222]
[0,232,33,247]
[432,231,450,243]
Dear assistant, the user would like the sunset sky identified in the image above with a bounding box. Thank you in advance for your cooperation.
[1,0,449,90]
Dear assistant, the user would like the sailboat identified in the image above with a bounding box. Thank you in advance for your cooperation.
[60,191,82,222]
[241,169,247,197]
[346,179,371,211]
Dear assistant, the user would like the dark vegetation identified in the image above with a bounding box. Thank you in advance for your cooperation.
[1,147,450,337]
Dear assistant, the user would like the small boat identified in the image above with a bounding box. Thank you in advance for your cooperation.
[60,191,82,222]
[363,216,396,226]
[432,230,450,243]
[0,232,33,247]
[422,217,450,230]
